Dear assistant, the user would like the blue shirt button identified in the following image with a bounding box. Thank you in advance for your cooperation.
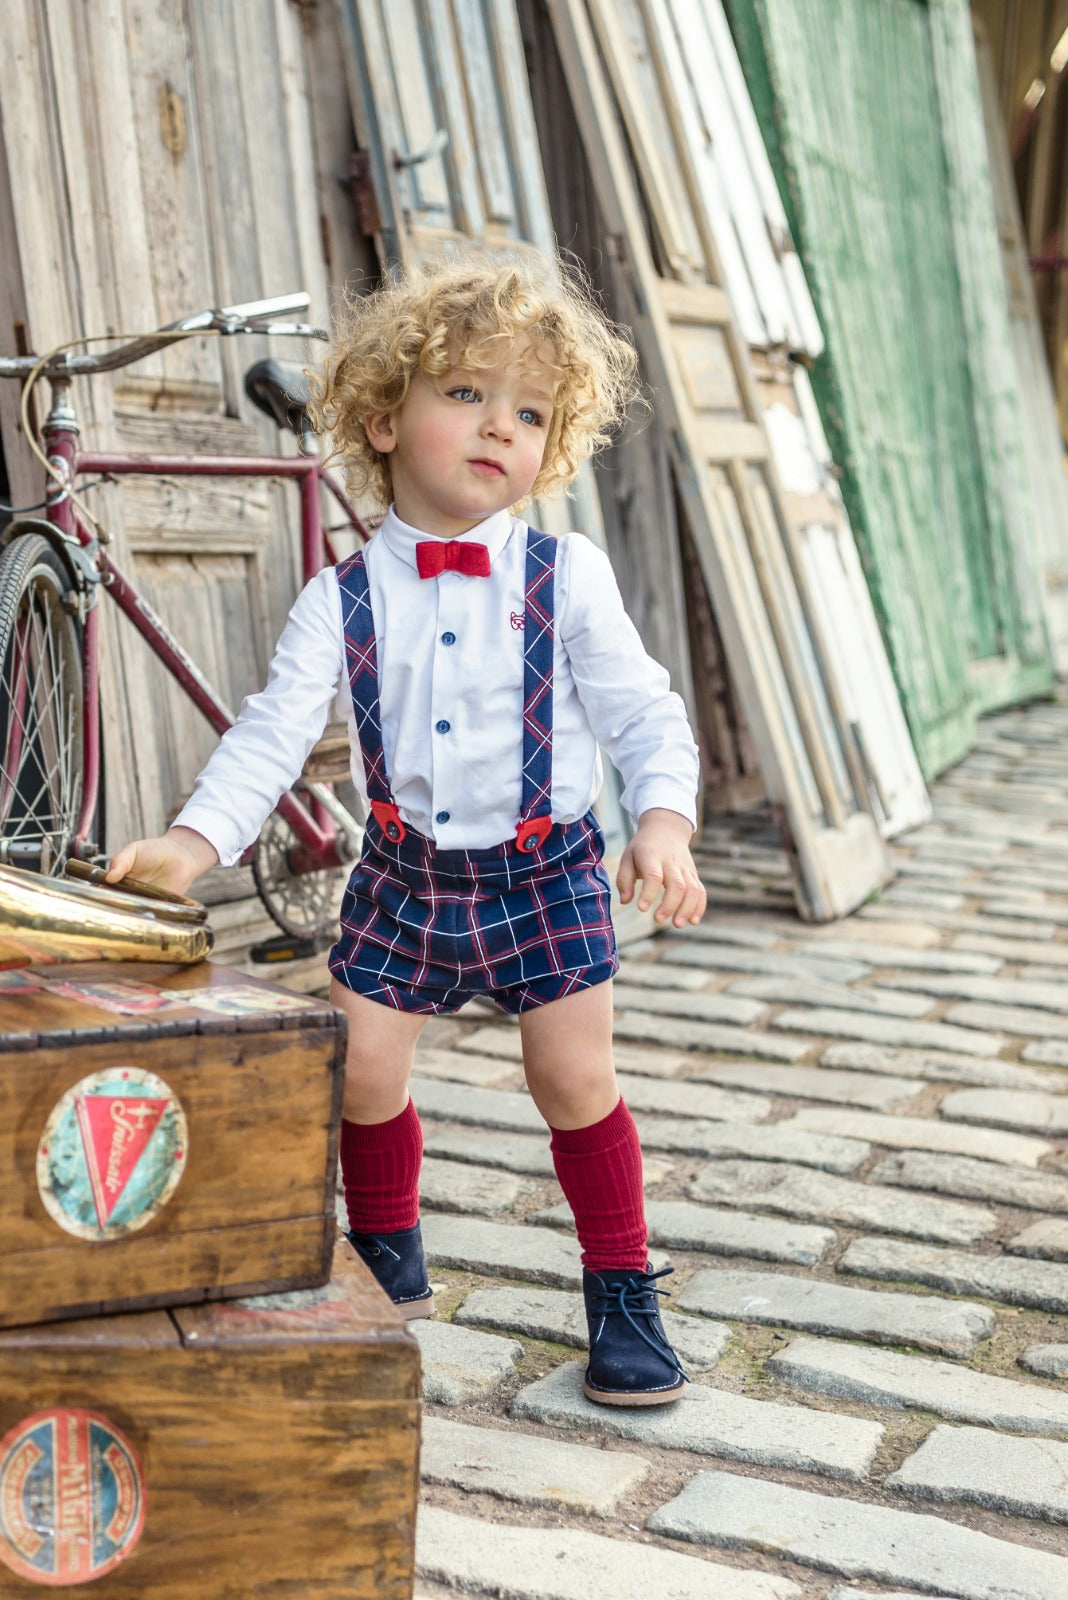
[435,719,451,734]
[435,810,450,824]
[441,631,456,646]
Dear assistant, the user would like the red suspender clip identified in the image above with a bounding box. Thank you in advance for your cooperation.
[370,800,406,843]
[515,815,552,854]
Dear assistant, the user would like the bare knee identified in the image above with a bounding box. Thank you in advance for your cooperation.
[331,980,426,1123]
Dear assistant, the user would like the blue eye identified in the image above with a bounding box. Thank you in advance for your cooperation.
[450,386,478,403]
[519,408,543,426]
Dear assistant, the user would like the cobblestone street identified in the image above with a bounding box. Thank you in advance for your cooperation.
[375,700,1068,1599]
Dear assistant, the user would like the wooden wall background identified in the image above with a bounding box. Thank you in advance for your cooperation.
[0,0,377,908]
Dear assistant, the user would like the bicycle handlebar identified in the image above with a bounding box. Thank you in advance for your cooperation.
[0,292,330,380]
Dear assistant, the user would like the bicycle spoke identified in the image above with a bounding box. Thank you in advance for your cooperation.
[0,577,81,852]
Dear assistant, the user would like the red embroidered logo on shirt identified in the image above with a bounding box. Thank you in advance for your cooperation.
[509,611,525,631]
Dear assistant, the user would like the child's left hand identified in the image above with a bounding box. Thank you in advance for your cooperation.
[616,808,707,928]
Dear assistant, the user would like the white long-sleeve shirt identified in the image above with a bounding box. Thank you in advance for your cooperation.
[174,507,699,864]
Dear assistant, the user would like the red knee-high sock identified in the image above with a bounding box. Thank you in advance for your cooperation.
[549,1098,648,1272]
[340,1099,422,1234]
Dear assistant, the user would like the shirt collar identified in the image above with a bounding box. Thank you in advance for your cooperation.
[378,507,516,572]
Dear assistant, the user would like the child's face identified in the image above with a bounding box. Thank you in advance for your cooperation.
[364,345,556,537]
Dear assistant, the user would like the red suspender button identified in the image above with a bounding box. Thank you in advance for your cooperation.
[516,816,552,853]
[370,801,406,843]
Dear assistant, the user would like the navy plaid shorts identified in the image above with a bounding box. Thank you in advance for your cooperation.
[327,810,619,1014]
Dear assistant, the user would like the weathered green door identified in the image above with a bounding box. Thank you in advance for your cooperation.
[726,0,1052,777]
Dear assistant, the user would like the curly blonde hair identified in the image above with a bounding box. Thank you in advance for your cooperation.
[309,248,639,511]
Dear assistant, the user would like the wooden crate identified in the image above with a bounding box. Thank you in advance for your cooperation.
[0,1243,420,1597]
[0,960,344,1329]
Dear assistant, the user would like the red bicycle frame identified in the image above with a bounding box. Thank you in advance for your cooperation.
[40,399,368,869]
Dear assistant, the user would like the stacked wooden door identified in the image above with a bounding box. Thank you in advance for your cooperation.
[727,0,1054,778]
[596,0,929,840]
[542,0,893,918]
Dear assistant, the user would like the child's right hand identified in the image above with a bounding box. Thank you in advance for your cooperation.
[106,827,219,898]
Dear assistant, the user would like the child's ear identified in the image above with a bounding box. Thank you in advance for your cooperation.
[364,411,397,454]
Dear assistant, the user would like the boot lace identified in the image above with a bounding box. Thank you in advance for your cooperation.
[348,1231,400,1263]
[590,1266,688,1382]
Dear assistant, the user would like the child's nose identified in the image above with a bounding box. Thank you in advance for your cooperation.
[483,403,514,440]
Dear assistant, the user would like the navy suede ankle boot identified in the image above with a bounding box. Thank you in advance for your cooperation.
[347,1222,434,1319]
[582,1264,687,1405]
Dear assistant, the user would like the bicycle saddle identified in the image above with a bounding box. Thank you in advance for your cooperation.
[244,359,315,437]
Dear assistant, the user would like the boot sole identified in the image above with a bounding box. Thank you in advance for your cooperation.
[582,1378,685,1407]
[396,1294,435,1320]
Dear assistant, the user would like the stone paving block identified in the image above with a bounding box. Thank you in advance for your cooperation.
[827,1592,957,1600]
[615,1009,811,1061]
[635,1113,870,1173]
[771,1008,1005,1057]
[412,1046,520,1088]
[799,939,1002,975]
[424,1128,556,1177]
[615,959,714,991]
[420,1415,650,1514]
[420,1155,528,1216]
[615,1070,772,1123]
[809,917,944,947]
[422,1213,585,1288]
[820,1040,1060,1091]
[728,977,935,1018]
[646,1471,1068,1600]
[689,1159,996,1245]
[869,1148,1068,1213]
[454,1284,731,1369]
[1020,1344,1068,1378]
[781,1107,1052,1167]
[534,1197,833,1265]
[866,905,1058,940]
[946,1001,1068,1040]
[612,982,767,1027]
[841,1236,1068,1314]
[880,884,967,911]
[413,1320,523,1404]
[510,1361,883,1480]
[888,1423,1068,1521]
[1007,1219,1068,1260]
[416,1505,802,1600]
[880,972,1068,1012]
[678,1268,993,1356]
[938,1088,1068,1135]
[657,942,872,984]
[955,932,1068,965]
[411,1076,544,1132]
[668,920,784,948]
[640,1199,836,1265]
[1021,1038,1068,1066]
[692,1061,923,1110]
[770,1335,1068,1434]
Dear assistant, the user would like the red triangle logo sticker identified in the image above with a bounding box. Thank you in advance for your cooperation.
[74,1095,168,1229]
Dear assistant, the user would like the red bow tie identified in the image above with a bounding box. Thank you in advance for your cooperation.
[416,540,491,579]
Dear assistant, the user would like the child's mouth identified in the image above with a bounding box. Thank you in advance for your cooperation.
[470,458,505,476]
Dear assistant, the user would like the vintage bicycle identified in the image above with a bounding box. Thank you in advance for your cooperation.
[0,294,370,942]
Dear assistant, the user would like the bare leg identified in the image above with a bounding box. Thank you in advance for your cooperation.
[330,979,428,1122]
[518,980,618,1127]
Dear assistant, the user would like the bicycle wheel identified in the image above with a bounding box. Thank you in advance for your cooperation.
[0,532,84,872]
[252,807,349,942]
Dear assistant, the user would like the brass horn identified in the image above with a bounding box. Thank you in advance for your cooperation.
[0,861,213,966]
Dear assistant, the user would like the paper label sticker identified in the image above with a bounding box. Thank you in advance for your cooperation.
[36,1069,187,1239]
[0,1409,146,1585]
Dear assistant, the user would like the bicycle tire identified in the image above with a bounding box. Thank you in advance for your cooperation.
[0,531,85,873]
